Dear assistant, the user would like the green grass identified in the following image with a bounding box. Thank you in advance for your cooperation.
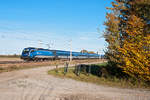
[96,62,107,66]
[48,63,150,89]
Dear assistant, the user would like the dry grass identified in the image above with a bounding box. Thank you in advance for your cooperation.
[0,55,20,58]
[48,63,150,89]
[0,59,103,73]
[0,57,21,61]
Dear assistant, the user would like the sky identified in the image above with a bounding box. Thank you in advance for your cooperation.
[0,0,113,55]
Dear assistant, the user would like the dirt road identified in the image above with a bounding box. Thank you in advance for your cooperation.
[0,63,149,100]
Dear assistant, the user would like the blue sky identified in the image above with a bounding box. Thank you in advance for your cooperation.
[0,0,113,55]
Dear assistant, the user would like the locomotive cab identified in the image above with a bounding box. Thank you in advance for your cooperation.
[21,47,36,60]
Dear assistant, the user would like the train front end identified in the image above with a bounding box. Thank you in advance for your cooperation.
[21,48,34,61]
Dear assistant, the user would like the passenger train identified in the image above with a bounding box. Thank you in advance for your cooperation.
[21,47,100,61]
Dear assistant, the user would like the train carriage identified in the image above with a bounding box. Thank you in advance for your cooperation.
[21,47,100,61]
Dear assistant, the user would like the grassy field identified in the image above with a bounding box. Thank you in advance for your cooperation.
[48,63,150,89]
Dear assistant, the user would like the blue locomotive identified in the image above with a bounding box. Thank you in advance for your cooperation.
[21,47,100,61]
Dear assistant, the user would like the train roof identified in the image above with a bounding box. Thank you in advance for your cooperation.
[25,47,100,55]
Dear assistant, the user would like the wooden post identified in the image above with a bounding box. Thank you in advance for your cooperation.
[88,65,91,76]
[55,64,58,73]
[64,62,69,75]
[77,64,81,76]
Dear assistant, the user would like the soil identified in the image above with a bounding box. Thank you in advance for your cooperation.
[0,62,149,100]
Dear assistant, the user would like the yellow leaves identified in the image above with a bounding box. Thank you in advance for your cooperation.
[111,1,127,11]
[118,36,150,81]
[125,15,145,36]
[116,20,150,81]
[124,57,130,66]
[135,0,150,4]
[104,0,150,81]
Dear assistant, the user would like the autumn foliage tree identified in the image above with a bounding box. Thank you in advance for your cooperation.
[80,50,88,53]
[80,50,96,54]
[104,0,150,81]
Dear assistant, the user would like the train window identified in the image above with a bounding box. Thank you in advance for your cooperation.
[23,49,29,53]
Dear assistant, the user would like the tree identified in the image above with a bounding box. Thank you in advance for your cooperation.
[88,51,96,54]
[80,50,96,54]
[104,0,150,81]
[80,50,88,53]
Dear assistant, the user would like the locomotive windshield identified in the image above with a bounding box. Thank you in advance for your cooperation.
[23,48,30,53]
